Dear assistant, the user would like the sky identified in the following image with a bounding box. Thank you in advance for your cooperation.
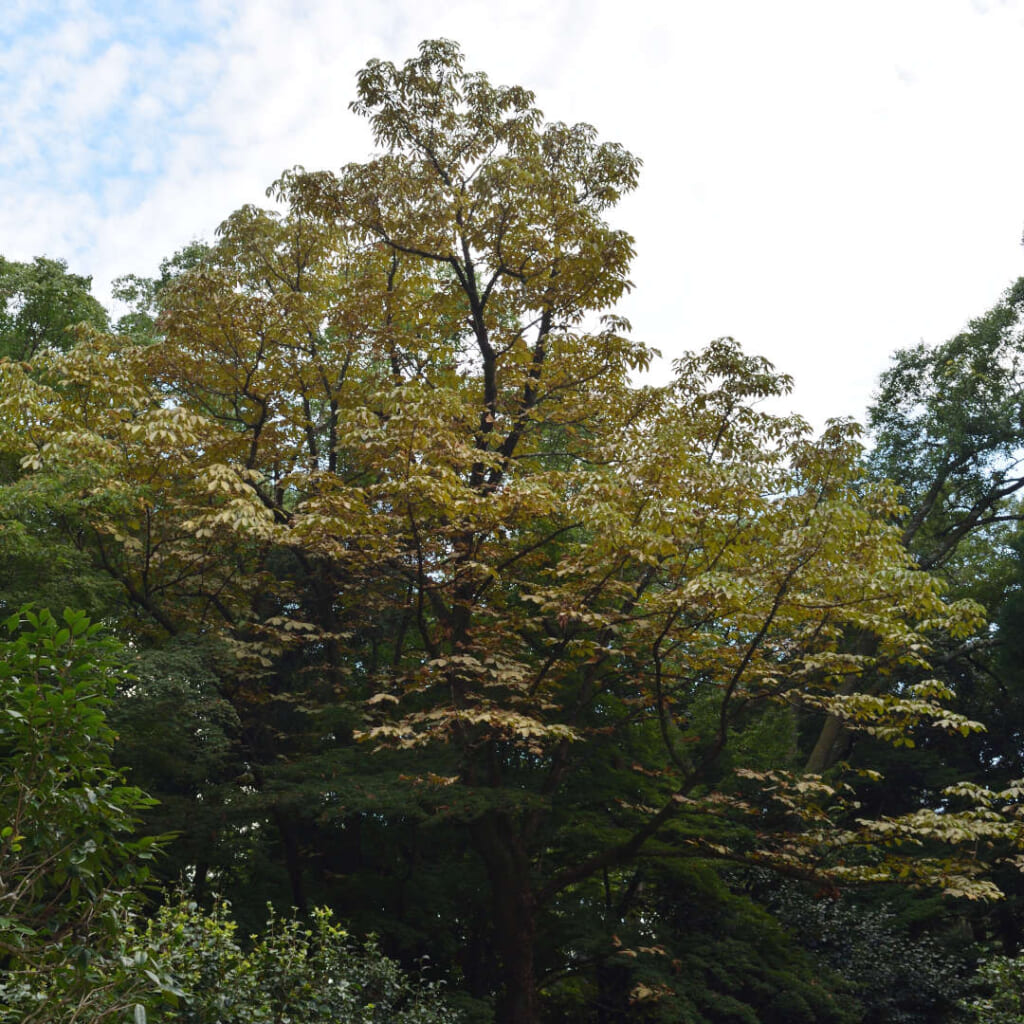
[3,0,1024,429]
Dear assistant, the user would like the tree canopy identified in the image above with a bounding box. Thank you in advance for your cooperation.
[0,256,108,362]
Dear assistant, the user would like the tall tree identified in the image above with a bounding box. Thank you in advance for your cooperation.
[0,255,120,617]
[806,277,1024,775]
[795,277,1024,1019]
[871,277,1024,573]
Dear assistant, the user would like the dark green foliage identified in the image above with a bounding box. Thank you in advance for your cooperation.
[0,465,127,618]
[869,277,1024,572]
[0,607,161,1022]
[962,954,1024,1023]
[541,862,859,1023]
[0,256,108,361]
[846,277,1024,969]
[765,881,973,1023]
[790,277,1024,1012]
[0,256,129,620]
[108,636,245,899]
[0,606,464,1023]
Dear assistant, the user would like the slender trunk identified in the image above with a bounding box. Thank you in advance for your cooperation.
[192,859,209,903]
[804,708,851,774]
[458,906,495,1001]
[595,961,631,1023]
[272,808,307,913]
[804,632,878,775]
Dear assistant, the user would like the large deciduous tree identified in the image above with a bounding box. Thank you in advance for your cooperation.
[805,277,1024,778]
[2,40,1022,1023]
[806,277,1024,976]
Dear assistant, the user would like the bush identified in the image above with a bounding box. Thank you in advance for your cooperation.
[133,896,460,1023]
[0,606,160,1023]
[962,955,1024,1024]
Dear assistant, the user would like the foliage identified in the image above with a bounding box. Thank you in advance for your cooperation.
[0,256,108,362]
[0,464,128,619]
[869,277,1024,573]
[0,606,461,1023]
[803,277,1024,777]
[0,255,126,616]
[962,955,1024,1024]
[111,241,212,343]
[816,276,1024,968]
[2,39,1023,1023]
[542,862,861,1023]
[130,896,460,1023]
[107,636,246,901]
[765,880,973,1023]
[0,606,160,1023]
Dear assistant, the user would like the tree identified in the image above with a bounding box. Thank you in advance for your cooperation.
[0,256,108,362]
[870,277,1024,575]
[0,255,124,619]
[0,607,160,1023]
[805,278,1024,775]
[2,40,1022,1023]
[794,276,1024,1017]
[110,241,211,344]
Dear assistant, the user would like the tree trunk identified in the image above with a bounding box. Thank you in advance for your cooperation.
[272,807,308,913]
[474,812,540,1024]
[192,858,209,903]
[804,708,852,774]
[495,915,538,1024]
[595,960,632,1023]
[804,633,878,774]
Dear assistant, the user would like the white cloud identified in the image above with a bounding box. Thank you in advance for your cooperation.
[60,40,132,123]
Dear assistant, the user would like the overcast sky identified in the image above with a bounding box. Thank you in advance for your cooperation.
[3,0,1024,428]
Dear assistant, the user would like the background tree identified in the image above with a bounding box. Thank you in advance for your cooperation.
[806,277,1024,776]
[871,278,1024,574]
[0,254,124,617]
[791,276,1024,1020]
[110,241,211,344]
[0,256,108,362]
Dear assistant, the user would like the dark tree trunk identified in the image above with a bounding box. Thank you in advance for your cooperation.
[192,858,209,903]
[474,812,540,1024]
[458,906,495,1001]
[595,960,632,1023]
[273,807,308,913]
